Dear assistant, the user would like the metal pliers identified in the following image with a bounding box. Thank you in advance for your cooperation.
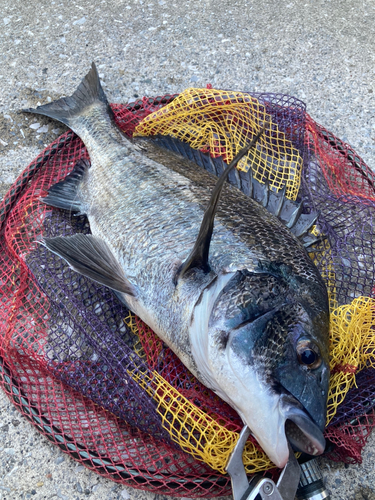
[225,426,301,500]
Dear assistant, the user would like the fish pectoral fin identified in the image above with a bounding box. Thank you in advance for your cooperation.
[41,159,89,213]
[41,234,137,296]
[175,127,266,284]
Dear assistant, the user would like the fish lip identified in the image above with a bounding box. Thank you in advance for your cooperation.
[280,394,326,457]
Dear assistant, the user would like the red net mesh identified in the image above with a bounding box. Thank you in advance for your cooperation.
[0,91,374,495]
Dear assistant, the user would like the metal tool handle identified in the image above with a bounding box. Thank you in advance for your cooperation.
[225,426,252,500]
[246,477,284,500]
[225,426,301,500]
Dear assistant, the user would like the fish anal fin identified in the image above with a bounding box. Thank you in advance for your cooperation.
[41,159,89,213]
[42,234,136,296]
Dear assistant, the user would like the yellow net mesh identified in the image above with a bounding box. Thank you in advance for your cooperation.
[127,90,375,474]
[310,226,338,312]
[135,88,303,201]
[327,297,375,424]
[131,368,273,474]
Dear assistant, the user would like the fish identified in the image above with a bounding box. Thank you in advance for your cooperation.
[24,62,330,469]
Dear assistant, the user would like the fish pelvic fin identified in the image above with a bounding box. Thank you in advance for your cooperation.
[23,62,114,129]
[41,159,89,213]
[174,127,266,284]
[41,234,137,296]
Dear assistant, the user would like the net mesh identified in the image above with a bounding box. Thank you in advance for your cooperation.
[135,88,304,201]
[0,88,374,495]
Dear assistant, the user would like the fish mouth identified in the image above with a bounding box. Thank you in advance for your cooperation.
[281,395,326,457]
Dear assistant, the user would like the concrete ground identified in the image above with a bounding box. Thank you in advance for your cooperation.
[0,0,374,498]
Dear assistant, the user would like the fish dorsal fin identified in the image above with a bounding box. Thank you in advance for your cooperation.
[151,134,322,251]
[41,234,137,296]
[253,179,321,249]
[41,159,89,213]
[175,128,265,284]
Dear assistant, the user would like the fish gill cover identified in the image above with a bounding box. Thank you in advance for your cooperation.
[0,88,374,496]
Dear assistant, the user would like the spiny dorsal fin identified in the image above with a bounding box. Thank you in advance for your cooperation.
[41,234,137,296]
[149,134,322,247]
[175,127,265,284]
[41,159,89,213]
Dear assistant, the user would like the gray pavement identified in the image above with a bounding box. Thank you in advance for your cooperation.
[0,0,374,498]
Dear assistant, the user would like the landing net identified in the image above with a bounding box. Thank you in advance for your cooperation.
[0,88,374,496]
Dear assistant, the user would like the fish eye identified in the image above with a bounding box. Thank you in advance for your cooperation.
[296,340,322,369]
[300,349,316,365]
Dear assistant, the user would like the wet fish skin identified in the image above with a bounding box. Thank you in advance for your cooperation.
[25,63,330,468]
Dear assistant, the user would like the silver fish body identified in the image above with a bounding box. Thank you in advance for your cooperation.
[26,63,330,469]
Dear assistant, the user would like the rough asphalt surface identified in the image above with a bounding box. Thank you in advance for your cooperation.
[0,0,374,499]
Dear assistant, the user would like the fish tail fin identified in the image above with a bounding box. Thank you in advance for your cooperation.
[23,62,114,129]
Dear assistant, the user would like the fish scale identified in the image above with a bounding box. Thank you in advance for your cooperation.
[25,62,330,470]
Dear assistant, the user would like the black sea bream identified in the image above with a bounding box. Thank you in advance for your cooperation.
[25,63,330,468]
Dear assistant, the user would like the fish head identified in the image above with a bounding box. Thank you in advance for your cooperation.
[207,265,330,468]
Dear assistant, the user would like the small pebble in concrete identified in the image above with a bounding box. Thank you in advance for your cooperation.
[73,17,86,25]
[37,125,48,133]
[56,489,69,500]
[75,482,83,493]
